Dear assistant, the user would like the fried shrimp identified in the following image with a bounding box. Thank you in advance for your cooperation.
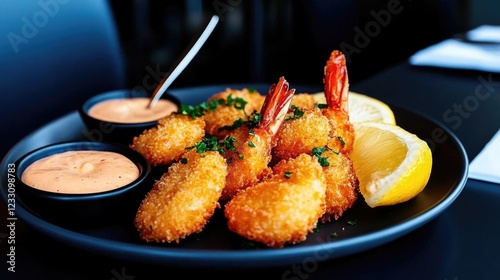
[319,150,359,222]
[224,153,326,248]
[203,88,265,139]
[220,77,295,201]
[273,107,330,161]
[322,50,354,156]
[273,51,354,160]
[130,49,363,248]
[134,149,227,243]
[130,113,205,166]
[273,50,358,223]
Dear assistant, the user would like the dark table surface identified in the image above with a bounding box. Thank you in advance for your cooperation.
[2,61,500,279]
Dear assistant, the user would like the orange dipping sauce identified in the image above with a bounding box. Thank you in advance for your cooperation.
[88,97,178,123]
[21,150,140,194]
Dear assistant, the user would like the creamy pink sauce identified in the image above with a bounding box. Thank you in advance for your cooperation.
[88,97,178,123]
[21,151,140,194]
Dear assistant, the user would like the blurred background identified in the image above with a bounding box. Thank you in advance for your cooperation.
[108,0,499,89]
[1,0,500,157]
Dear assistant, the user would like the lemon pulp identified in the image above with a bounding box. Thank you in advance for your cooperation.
[351,122,432,207]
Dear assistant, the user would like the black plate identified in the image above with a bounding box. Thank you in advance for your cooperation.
[0,84,468,269]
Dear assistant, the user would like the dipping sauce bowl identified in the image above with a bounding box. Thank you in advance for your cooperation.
[79,89,180,145]
[14,141,152,226]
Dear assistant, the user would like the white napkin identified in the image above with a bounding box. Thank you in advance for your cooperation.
[467,25,500,42]
[409,25,500,73]
[468,129,500,184]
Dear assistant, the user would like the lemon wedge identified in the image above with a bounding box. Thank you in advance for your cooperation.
[312,91,396,124]
[351,121,432,207]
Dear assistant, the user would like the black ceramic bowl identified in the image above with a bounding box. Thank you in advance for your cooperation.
[14,141,152,227]
[79,89,180,145]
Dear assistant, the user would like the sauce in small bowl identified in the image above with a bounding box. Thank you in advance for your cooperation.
[15,141,152,226]
[22,150,140,194]
[79,89,180,145]
[88,97,177,124]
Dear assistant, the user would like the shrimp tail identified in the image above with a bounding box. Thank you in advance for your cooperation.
[259,76,296,135]
[324,50,349,113]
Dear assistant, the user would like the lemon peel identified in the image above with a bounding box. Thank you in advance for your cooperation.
[351,121,432,207]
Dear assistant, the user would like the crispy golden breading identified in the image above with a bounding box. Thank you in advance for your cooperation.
[322,50,354,156]
[203,88,265,139]
[134,149,227,243]
[221,127,274,201]
[320,150,359,222]
[131,52,362,248]
[323,108,354,156]
[224,153,326,248]
[220,78,295,201]
[130,114,205,166]
[273,107,330,161]
[290,93,317,110]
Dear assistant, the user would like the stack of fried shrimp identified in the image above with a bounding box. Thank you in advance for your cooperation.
[131,50,359,248]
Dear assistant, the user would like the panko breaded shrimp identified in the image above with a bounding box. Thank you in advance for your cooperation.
[273,50,358,222]
[203,88,265,139]
[322,50,355,156]
[319,50,359,221]
[134,149,227,243]
[273,106,330,161]
[220,77,295,201]
[224,153,326,248]
[130,113,205,166]
[319,150,359,222]
[273,51,353,160]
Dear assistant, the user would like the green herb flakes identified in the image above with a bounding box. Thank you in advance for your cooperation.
[346,220,357,226]
[312,147,330,167]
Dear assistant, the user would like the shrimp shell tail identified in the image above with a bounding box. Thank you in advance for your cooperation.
[324,50,349,113]
[259,76,295,135]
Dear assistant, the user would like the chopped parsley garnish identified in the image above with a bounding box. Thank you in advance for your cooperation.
[314,103,328,109]
[193,135,219,153]
[286,105,305,120]
[330,232,338,237]
[216,99,262,133]
[246,111,262,128]
[317,156,330,167]
[177,94,249,120]
[186,135,237,155]
[219,118,246,131]
[311,145,343,166]
[180,158,188,164]
[312,147,330,167]
[346,220,357,226]
[202,98,225,111]
[178,104,205,119]
[221,137,237,152]
[226,94,247,110]
[284,171,293,179]
[337,136,345,147]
